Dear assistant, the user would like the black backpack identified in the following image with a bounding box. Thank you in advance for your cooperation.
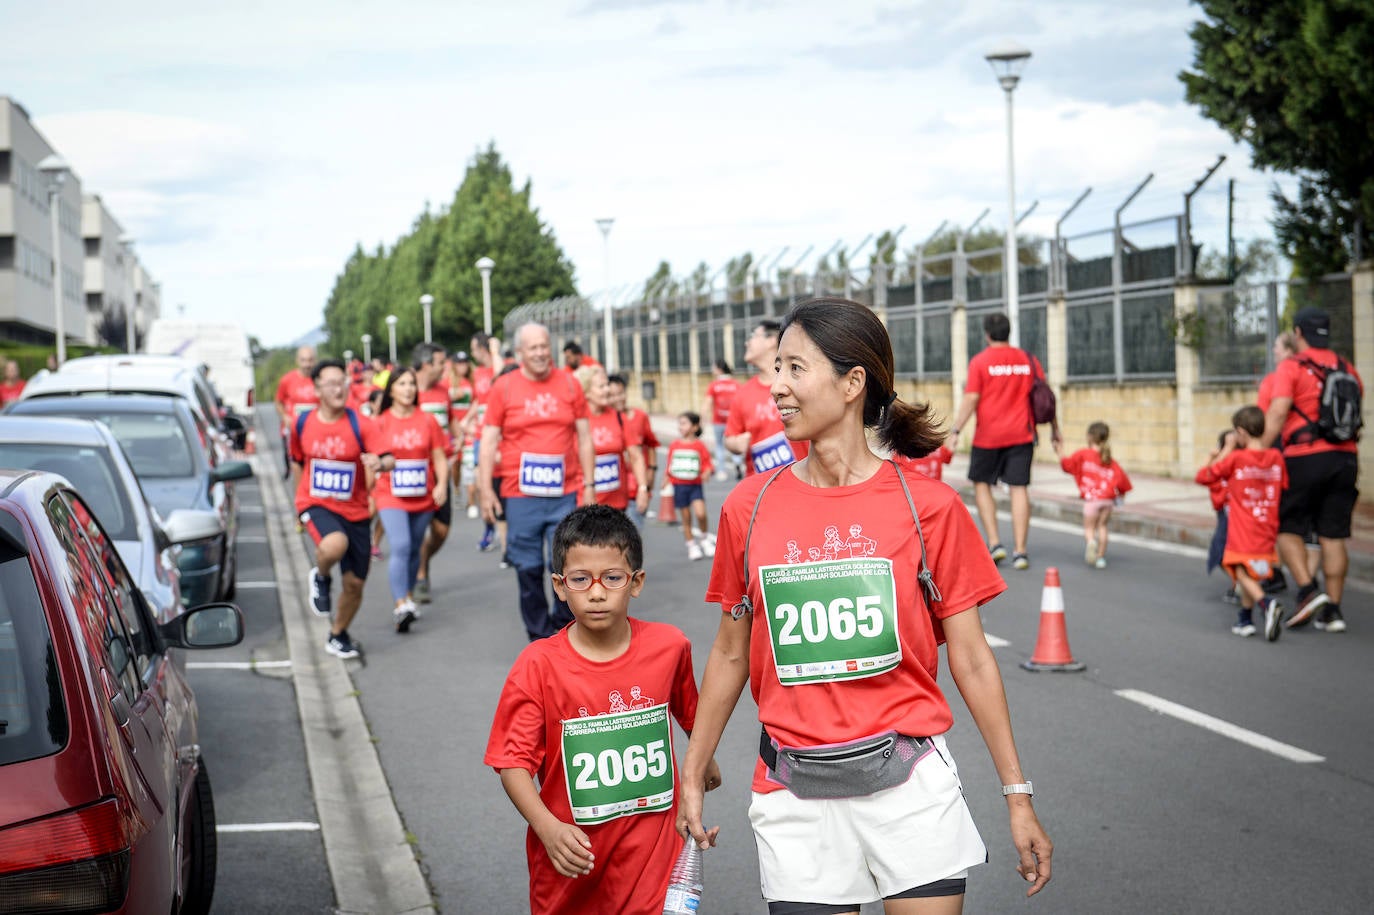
[1291,356,1363,445]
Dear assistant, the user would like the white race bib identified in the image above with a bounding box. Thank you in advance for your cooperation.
[593,454,622,494]
[308,459,356,501]
[519,453,565,497]
[390,459,429,498]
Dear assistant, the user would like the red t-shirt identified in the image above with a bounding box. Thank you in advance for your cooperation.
[484,619,699,915]
[706,377,738,425]
[0,379,25,406]
[371,408,447,512]
[666,439,713,485]
[289,410,382,521]
[417,383,456,458]
[723,375,809,476]
[620,408,658,499]
[705,463,1005,793]
[275,370,319,433]
[1195,449,1287,557]
[966,346,1042,449]
[588,409,642,510]
[484,370,590,499]
[1269,349,1363,458]
[346,381,378,412]
[1059,448,1133,502]
[894,445,953,481]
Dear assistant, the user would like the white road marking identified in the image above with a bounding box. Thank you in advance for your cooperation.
[217,822,320,833]
[236,534,269,543]
[1030,517,1206,559]
[234,580,279,589]
[188,660,292,670]
[1114,689,1325,764]
[985,633,1010,648]
[238,504,265,513]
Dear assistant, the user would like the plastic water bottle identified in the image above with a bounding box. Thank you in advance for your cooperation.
[662,838,704,914]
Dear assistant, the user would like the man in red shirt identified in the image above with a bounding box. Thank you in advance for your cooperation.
[949,313,1061,570]
[607,372,659,529]
[724,320,809,476]
[0,360,25,406]
[1262,307,1364,632]
[289,359,396,660]
[702,359,741,480]
[275,346,319,479]
[411,342,458,603]
[561,340,599,373]
[478,323,596,640]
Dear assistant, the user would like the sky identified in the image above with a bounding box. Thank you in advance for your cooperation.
[2,0,1290,347]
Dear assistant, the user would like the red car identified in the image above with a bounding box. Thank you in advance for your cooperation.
[0,468,243,914]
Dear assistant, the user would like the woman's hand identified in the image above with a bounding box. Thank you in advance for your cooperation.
[675,779,720,850]
[432,484,448,507]
[1009,802,1053,896]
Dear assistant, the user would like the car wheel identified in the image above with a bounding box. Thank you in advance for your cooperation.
[222,547,237,601]
[180,761,217,915]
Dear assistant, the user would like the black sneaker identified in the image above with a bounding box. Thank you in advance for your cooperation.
[989,544,1008,564]
[309,569,332,617]
[326,630,360,659]
[1012,552,1030,571]
[1230,611,1256,637]
[1261,596,1285,642]
[1261,568,1289,594]
[1314,604,1346,633]
[394,602,417,634]
[1286,583,1329,628]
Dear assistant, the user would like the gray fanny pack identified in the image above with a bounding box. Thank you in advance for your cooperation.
[760,728,931,800]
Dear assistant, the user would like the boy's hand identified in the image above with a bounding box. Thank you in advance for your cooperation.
[703,757,723,792]
[535,820,595,878]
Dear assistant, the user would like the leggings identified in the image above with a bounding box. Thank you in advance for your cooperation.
[377,508,434,602]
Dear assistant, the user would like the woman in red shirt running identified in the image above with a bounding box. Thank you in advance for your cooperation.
[373,367,449,632]
[574,365,649,516]
[680,297,1052,911]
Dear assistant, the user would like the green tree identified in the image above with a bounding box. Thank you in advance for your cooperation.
[1181,0,1374,276]
[642,261,678,301]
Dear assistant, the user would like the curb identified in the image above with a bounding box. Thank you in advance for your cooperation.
[254,423,435,914]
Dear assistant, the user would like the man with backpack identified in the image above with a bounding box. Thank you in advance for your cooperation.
[1262,307,1364,633]
[950,313,1061,571]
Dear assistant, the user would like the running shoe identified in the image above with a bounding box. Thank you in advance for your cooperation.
[714,471,729,482]
[309,569,332,617]
[699,532,717,558]
[466,504,479,519]
[1085,539,1098,565]
[687,539,704,561]
[413,579,432,604]
[1261,568,1289,594]
[1094,556,1107,570]
[1261,596,1285,642]
[1230,611,1256,637]
[478,528,496,552]
[1313,605,1346,633]
[394,602,417,634]
[989,544,1008,564]
[326,630,360,659]
[1012,552,1030,571]
[1286,583,1329,628]
[499,555,512,569]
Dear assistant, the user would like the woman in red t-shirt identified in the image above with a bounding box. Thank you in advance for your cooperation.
[373,368,449,632]
[679,297,1052,908]
[702,359,742,479]
[573,365,649,514]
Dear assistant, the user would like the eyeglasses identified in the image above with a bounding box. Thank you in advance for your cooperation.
[555,569,638,591]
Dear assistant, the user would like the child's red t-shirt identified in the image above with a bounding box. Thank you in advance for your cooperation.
[1059,448,1133,502]
[894,445,954,481]
[1195,449,1287,556]
[666,438,713,485]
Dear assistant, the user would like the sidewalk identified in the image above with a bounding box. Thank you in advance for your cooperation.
[647,414,1374,584]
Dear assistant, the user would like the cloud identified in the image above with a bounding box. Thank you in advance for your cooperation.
[577,0,703,14]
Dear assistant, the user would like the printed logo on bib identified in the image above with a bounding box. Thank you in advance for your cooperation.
[561,704,674,825]
[750,431,796,474]
[519,452,565,496]
[759,558,901,684]
[390,459,429,498]
[593,454,622,494]
[669,449,701,480]
[309,459,356,500]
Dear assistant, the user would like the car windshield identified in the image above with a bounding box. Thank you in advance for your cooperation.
[0,444,138,541]
[0,521,69,765]
[52,411,197,480]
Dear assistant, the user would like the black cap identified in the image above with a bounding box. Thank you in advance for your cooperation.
[454,350,469,361]
[1293,307,1330,343]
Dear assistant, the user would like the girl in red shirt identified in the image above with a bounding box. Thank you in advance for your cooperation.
[373,368,449,632]
[665,411,715,561]
[1054,422,1133,569]
[574,366,649,515]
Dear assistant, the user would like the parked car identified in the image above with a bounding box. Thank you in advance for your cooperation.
[0,416,182,623]
[0,468,242,915]
[6,395,253,606]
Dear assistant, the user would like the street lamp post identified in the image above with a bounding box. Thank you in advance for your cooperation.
[120,235,136,353]
[420,294,434,344]
[475,257,495,337]
[385,314,398,364]
[596,218,615,370]
[985,40,1032,348]
[361,333,372,364]
[37,155,71,365]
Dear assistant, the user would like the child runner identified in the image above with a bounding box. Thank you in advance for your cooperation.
[1054,421,1133,569]
[894,440,954,481]
[485,505,721,915]
[666,411,715,561]
[1195,406,1289,640]
[1205,430,1239,604]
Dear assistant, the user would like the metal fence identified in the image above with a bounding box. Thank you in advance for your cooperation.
[1196,274,1355,383]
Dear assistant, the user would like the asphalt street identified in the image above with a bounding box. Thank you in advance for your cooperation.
[189,419,1370,914]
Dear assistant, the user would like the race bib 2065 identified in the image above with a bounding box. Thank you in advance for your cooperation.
[561,705,674,825]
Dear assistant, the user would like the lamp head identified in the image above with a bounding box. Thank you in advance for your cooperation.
[37,154,71,190]
[984,40,1031,91]
[419,294,433,307]
[361,333,372,344]
[475,256,494,274]
[595,218,615,237]
[385,314,398,327]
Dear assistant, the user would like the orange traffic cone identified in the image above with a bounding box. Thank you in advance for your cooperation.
[1022,567,1086,672]
[244,429,257,455]
[658,483,678,525]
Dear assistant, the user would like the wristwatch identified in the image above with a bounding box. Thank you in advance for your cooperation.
[1002,781,1034,797]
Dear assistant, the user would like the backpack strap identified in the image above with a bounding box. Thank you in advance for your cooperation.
[1285,356,1337,445]
[729,465,791,620]
[296,408,365,453]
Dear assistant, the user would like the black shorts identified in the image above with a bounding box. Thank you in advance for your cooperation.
[768,879,966,914]
[1279,450,1359,540]
[968,442,1034,487]
[434,481,453,526]
[301,506,371,580]
[672,482,705,509]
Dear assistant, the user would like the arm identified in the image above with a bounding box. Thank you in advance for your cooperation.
[942,608,1052,897]
[626,445,650,514]
[498,768,594,878]
[477,425,502,523]
[723,431,750,455]
[1261,397,1291,450]
[575,417,595,504]
[679,612,752,849]
[948,390,979,449]
[431,446,450,506]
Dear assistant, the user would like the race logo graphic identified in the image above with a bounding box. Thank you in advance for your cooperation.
[391,427,425,451]
[591,686,657,716]
[592,424,618,449]
[523,392,561,419]
[785,522,880,564]
[308,434,351,460]
[753,400,780,424]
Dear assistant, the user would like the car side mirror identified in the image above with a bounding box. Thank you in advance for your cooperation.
[163,509,222,545]
[160,602,244,649]
[209,460,254,485]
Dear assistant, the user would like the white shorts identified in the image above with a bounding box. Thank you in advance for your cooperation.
[748,734,986,905]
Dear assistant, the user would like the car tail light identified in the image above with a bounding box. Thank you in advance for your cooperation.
[247,388,255,407]
[0,798,133,912]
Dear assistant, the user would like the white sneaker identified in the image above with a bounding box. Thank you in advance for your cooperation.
[714,471,728,482]
[465,504,478,519]
[698,533,716,557]
[687,539,704,561]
